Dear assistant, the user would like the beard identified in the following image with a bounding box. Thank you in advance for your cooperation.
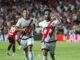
[45,17,51,21]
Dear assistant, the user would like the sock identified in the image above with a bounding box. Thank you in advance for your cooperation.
[43,56,48,60]
[28,51,33,60]
[24,52,29,60]
[8,44,12,51]
[13,46,15,53]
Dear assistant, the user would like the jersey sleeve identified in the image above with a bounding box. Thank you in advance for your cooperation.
[16,19,21,27]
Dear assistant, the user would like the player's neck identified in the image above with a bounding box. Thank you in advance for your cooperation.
[46,18,51,22]
[23,17,29,20]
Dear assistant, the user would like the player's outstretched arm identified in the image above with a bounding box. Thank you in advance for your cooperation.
[15,27,25,31]
[35,20,40,27]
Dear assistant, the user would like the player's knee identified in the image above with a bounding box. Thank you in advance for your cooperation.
[43,53,47,56]
[28,45,33,51]
[50,53,55,58]
[43,50,48,56]
[24,48,28,53]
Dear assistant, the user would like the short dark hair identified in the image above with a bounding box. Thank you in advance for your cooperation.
[44,9,52,13]
[23,8,27,11]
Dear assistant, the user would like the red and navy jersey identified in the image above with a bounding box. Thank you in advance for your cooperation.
[8,25,17,38]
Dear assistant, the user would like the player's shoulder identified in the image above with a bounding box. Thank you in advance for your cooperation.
[18,17,24,21]
[17,18,24,24]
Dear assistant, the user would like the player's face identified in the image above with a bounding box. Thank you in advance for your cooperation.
[44,11,51,20]
[22,10,29,18]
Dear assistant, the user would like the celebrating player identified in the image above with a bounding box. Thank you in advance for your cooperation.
[16,9,35,60]
[35,9,61,60]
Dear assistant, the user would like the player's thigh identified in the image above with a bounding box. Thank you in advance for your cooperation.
[21,40,28,49]
[8,37,15,44]
[42,42,49,50]
[49,42,56,54]
[27,38,34,46]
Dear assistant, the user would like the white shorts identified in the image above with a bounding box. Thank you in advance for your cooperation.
[21,38,34,49]
[42,42,56,54]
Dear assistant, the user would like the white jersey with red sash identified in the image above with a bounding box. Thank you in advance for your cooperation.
[16,17,34,39]
[8,25,17,38]
[39,20,58,42]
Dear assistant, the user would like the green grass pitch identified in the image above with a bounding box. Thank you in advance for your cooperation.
[0,41,80,60]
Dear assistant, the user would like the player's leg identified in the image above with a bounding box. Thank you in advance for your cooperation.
[21,40,29,60]
[27,38,34,60]
[27,45,33,60]
[16,39,21,49]
[43,49,48,60]
[7,43,12,51]
[21,38,34,60]
[49,42,56,60]
[6,37,12,55]
[7,43,12,55]
[24,47,29,60]
[50,53,55,60]
[12,44,15,55]
[11,38,16,56]
[42,42,49,60]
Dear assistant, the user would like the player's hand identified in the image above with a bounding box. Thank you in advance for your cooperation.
[35,17,43,27]
[52,16,61,24]
[38,17,43,22]
[52,16,58,20]
[54,16,61,20]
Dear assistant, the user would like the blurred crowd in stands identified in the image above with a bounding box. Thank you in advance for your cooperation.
[0,0,80,40]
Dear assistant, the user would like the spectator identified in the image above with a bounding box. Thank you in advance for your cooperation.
[0,0,80,40]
